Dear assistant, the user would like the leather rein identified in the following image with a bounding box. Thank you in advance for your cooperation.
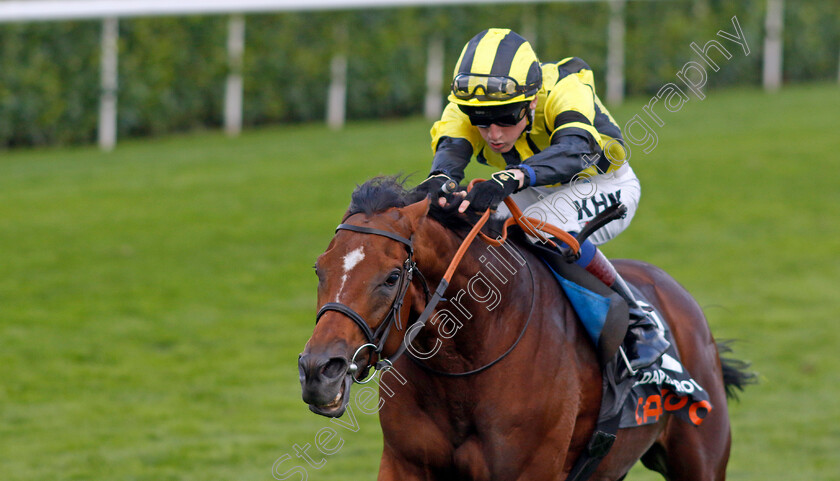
[315,184,581,383]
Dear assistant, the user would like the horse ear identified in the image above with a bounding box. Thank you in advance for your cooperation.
[401,197,431,230]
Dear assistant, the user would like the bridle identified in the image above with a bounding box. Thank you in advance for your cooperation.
[315,223,430,383]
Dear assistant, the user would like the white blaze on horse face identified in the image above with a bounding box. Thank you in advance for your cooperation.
[343,246,366,272]
[335,246,365,302]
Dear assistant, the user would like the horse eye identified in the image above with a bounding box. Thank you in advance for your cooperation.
[384,271,400,287]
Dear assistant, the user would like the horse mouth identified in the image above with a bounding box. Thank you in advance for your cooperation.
[308,375,352,418]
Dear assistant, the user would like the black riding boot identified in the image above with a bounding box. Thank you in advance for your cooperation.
[585,249,670,372]
[612,273,671,371]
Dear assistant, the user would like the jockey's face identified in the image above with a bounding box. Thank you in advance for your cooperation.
[476,98,536,154]
[477,119,527,154]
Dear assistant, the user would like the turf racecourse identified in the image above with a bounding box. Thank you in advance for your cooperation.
[1,83,838,480]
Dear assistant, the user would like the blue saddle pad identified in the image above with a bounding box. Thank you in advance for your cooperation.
[545,263,611,348]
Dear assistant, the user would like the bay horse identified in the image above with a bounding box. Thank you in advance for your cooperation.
[299,177,751,481]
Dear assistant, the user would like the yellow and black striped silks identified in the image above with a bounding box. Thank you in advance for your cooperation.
[448,28,542,107]
[432,56,628,186]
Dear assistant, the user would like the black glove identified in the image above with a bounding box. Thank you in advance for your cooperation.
[463,171,520,212]
[416,173,457,197]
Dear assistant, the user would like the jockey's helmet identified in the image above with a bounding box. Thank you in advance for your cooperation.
[449,28,542,108]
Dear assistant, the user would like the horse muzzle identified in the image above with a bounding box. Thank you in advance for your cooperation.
[298,353,354,418]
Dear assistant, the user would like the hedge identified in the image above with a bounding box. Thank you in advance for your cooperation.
[0,1,837,147]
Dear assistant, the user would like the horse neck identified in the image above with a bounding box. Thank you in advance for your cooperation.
[411,219,537,370]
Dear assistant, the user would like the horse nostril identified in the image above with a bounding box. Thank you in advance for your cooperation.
[321,357,348,380]
[298,354,308,380]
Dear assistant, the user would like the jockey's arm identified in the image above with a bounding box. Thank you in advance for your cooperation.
[429,136,473,183]
[520,65,609,188]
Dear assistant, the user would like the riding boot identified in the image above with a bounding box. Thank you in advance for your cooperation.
[583,247,670,371]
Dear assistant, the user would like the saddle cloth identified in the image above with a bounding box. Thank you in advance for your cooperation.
[554,270,713,428]
[612,304,713,428]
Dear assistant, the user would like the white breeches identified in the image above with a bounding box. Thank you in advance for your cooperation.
[494,163,641,245]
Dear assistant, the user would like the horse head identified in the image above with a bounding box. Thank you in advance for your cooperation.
[299,181,432,417]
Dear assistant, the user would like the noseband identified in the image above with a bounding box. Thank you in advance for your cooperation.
[315,223,429,383]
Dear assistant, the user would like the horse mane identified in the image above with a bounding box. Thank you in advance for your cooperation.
[344,175,496,236]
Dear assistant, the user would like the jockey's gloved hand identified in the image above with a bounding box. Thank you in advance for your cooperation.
[462,170,520,213]
[417,173,458,206]
[418,172,457,193]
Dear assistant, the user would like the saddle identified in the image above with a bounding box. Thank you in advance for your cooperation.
[522,235,629,366]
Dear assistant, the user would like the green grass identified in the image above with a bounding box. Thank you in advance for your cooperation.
[1,83,839,480]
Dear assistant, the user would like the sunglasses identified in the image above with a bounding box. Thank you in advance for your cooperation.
[467,104,529,128]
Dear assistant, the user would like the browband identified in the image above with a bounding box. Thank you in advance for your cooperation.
[336,223,412,248]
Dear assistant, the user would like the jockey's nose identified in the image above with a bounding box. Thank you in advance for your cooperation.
[487,123,503,138]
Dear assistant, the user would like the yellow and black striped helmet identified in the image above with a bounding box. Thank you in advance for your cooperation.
[449,28,542,107]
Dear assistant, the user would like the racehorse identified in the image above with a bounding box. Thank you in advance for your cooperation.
[299,176,752,481]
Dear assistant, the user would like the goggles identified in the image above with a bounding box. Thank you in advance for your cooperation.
[461,102,530,128]
[451,73,536,102]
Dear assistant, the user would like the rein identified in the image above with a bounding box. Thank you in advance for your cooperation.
[395,183,579,376]
[316,181,581,382]
[408,243,537,377]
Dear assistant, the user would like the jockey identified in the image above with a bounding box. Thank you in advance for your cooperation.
[421,28,669,371]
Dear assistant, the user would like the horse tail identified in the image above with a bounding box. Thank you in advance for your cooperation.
[717,340,757,401]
